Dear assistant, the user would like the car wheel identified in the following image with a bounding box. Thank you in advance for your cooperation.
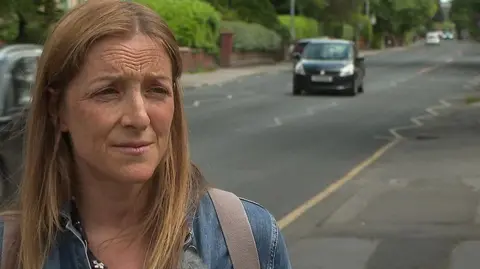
[345,81,357,96]
[293,85,302,96]
[358,83,364,93]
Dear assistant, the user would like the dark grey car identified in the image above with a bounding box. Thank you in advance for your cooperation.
[292,39,366,96]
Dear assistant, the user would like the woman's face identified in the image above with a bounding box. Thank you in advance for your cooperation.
[59,34,175,183]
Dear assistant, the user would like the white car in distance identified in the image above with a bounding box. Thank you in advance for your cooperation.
[425,32,441,45]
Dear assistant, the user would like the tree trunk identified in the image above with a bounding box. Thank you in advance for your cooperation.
[15,11,27,42]
[44,0,56,26]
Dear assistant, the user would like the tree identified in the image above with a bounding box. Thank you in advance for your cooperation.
[270,0,326,19]
[370,0,437,44]
[450,0,480,34]
[0,0,61,43]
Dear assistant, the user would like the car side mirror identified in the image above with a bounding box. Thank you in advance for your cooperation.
[292,52,301,61]
[355,55,365,63]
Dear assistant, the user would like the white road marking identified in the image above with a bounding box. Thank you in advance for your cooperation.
[193,100,200,107]
[388,99,452,139]
[306,102,338,116]
[273,117,282,127]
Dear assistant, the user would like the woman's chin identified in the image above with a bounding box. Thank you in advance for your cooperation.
[116,164,157,183]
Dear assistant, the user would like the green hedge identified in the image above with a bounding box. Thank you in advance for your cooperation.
[324,23,354,40]
[135,0,221,53]
[371,32,384,49]
[277,15,319,40]
[221,21,281,52]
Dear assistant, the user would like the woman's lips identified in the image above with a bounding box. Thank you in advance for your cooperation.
[112,143,153,156]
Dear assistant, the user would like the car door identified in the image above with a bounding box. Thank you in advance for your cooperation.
[0,55,35,200]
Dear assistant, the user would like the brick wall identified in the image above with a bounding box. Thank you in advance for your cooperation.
[230,51,277,67]
[179,47,217,73]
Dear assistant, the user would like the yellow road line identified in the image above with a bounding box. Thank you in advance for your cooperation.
[278,139,401,230]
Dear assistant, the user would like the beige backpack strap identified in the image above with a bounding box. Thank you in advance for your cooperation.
[208,188,260,269]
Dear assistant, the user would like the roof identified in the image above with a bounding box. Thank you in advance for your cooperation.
[296,37,352,44]
[0,44,43,59]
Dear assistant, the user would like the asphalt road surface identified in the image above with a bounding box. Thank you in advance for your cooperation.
[185,40,480,267]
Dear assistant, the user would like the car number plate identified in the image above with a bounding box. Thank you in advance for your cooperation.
[311,75,332,82]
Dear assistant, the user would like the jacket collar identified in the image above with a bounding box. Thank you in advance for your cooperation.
[59,200,196,250]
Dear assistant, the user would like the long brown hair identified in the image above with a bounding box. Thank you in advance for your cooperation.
[4,1,198,269]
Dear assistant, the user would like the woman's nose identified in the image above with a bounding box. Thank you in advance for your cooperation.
[120,91,150,130]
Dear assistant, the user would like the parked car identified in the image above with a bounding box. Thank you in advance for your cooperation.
[292,39,365,96]
[443,31,455,40]
[425,32,441,45]
[0,44,42,202]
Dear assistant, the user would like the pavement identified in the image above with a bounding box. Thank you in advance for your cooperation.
[282,99,480,269]
[182,40,480,267]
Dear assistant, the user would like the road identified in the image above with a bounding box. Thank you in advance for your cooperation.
[184,41,480,267]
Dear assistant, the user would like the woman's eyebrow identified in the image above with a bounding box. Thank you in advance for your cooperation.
[87,74,121,87]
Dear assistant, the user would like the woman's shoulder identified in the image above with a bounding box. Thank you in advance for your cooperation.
[194,189,291,269]
[197,189,278,238]
[238,197,279,237]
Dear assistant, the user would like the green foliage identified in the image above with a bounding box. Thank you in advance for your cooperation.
[0,0,59,43]
[204,0,291,42]
[271,0,326,20]
[433,21,456,31]
[402,30,416,45]
[277,15,320,40]
[450,0,480,34]
[324,23,354,40]
[135,0,221,53]
[221,21,282,52]
[371,32,384,49]
[204,0,278,29]
[371,0,438,36]
[0,14,18,42]
[341,24,354,40]
[352,14,373,43]
[321,0,361,23]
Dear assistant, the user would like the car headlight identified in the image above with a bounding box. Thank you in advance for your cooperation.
[294,62,305,75]
[339,64,354,76]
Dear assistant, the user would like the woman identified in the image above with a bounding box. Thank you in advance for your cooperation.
[0,1,292,269]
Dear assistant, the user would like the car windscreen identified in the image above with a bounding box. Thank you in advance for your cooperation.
[302,43,352,61]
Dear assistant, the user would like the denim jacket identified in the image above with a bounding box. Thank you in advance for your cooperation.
[0,191,292,269]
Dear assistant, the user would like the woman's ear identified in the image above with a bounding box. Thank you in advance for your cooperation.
[47,88,68,132]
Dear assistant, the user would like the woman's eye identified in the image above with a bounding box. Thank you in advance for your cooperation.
[92,87,119,101]
[148,87,170,96]
[98,87,118,95]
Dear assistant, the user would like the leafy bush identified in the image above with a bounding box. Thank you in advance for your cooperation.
[135,0,221,53]
[324,23,354,40]
[277,15,319,40]
[0,15,18,42]
[221,21,281,52]
[402,30,416,45]
[371,32,384,49]
[204,0,278,29]
[342,24,354,40]
[203,0,289,42]
[353,14,373,44]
